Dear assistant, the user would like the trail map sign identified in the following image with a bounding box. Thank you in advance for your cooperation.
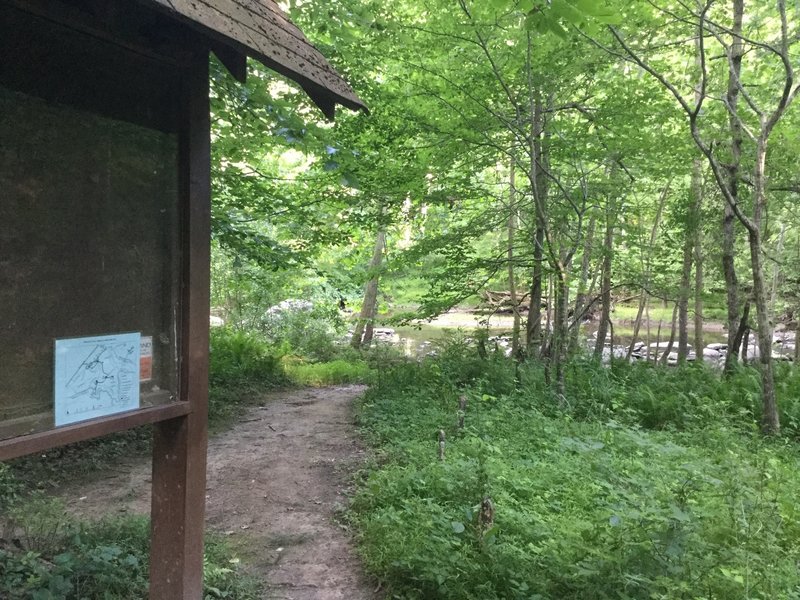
[54,333,141,426]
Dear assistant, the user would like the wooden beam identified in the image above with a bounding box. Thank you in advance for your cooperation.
[212,42,247,83]
[149,50,211,600]
[0,402,190,462]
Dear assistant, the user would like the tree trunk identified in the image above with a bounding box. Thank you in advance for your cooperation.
[553,270,569,396]
[527,226,544,355]
[741,326,750,366]
[659,303,679,366]
[770,222,786,323]
[571,213,596,353]
[645,297,652,361]
[543,273,553,360]
[525,91,547,359]
[751,136,779,434]
[594,193,615,358]
[732,299,751,361]
[722,0,744,375]
[678,227,693,364]
[507,157,521,358]
[351,230,386,349]
[692,160,705,362]
[653,319,663,365]
[627,184,669,359]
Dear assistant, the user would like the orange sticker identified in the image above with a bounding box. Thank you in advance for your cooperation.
[140,336,153,381]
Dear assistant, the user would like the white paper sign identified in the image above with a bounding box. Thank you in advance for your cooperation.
[54,333,141,426]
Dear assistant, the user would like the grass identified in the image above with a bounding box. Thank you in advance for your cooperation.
[284,358,371,387]
[612,302,728,324]
[350,346,800,599]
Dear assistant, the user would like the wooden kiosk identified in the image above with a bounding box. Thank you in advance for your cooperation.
[0,1,365,597]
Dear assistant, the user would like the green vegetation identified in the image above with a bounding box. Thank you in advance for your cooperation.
[208,327,289,429]
[284,358,370,387]
[352,341,800,599]
[0,502,259,600]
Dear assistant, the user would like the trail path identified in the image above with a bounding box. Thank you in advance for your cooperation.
[58,385,378,600]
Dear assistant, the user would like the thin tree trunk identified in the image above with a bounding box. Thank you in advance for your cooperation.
[741,326,750,365]
[572,213,596,353]
[795,322,800,364]
[543,273,553,360]
[645,297,652,361]
[751,135,779,434]
[732,299,751,361]
[351,230,386,349]
[525,90,547,359]
[770,222,786,323]
[628,184,669,359]
[507,157,521,357]
[722,0,744,375]
[553,271,569,396]
[678,229,693,364]
[654,319,663,365]
[659,303,679,366]
[692,160,704,362]
[594,193,615,358]
[527,226,544,356]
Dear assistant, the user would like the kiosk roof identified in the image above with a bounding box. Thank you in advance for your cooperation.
[144,0,367,118]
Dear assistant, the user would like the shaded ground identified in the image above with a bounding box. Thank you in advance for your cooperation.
[57,385,378,600]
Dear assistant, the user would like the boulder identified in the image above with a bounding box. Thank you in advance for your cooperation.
[648,341,673,349]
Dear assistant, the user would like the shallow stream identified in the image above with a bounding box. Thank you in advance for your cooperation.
[379,311,795,363]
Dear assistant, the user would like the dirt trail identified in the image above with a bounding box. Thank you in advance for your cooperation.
[58,385,378,600]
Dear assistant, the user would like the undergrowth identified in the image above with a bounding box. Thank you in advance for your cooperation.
[284,358,371,387]
[352,337,800,599]
[0,506,260,599]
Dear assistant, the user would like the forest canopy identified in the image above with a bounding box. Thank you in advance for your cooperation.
[210,0,800,434]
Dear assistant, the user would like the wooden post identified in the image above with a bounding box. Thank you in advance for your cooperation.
[457,395,467,430]
[438,430,446,461]
[150,51,211,600]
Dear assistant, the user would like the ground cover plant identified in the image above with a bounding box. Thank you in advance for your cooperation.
[0,498,260,600]
[352,345,800,599]
[283,357,371,387]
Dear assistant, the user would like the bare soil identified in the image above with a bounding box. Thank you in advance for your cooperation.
[57,385,379,600]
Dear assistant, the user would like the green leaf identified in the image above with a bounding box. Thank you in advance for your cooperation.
[544,15,569,39]
[573,0,621,23]
[551,0,584,24]
[451,521,465,534]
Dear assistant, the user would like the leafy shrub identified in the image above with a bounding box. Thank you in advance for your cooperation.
[209,327,287,388]
[432,330,516,397]
[260,300,346,362]
[209,328,289,427]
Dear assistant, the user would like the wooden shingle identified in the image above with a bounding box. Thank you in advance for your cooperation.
[144,0,367,118]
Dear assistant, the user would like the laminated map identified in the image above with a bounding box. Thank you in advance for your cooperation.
[54,333,140,426]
